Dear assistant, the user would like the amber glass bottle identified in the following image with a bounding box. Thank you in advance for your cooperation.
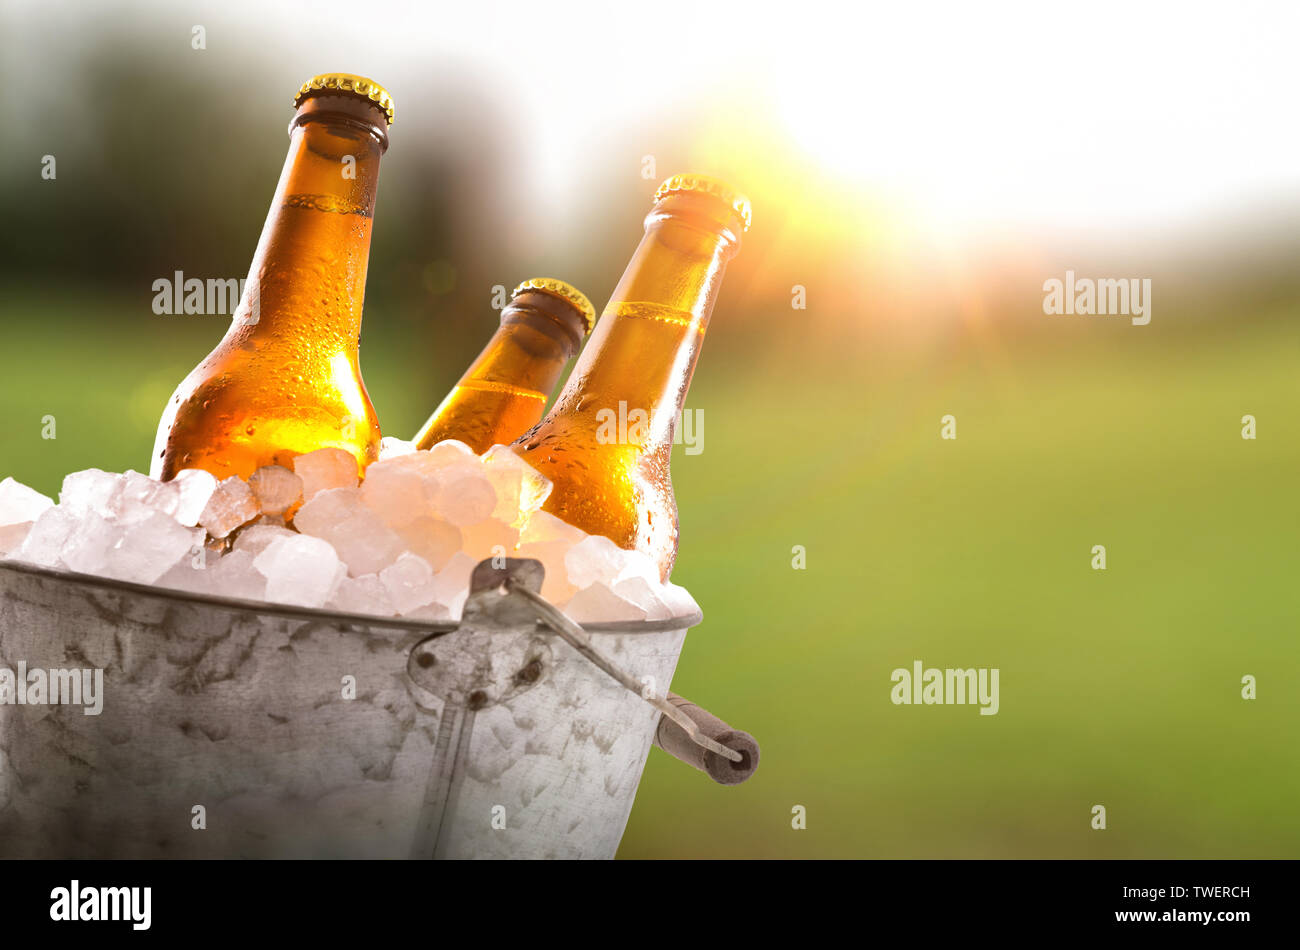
[413,278,594,454]
[151,73,394,482]
[511,175,750,580]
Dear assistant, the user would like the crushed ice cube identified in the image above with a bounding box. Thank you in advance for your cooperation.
[199,476,260,539]
[430,464,497,527]
[58,469,118,518]
[460,517,519,564]
[248,465,303,516]
[155,553,213,596]
[359,462,432,529]
[392,516,461,571]
[616,548,661,587]
[660,582,700,619]
[112,470,181,525]
[378,552,437,614]
[208,549,267,602]
[59,512,124,576]
[376,440,476,488]
[430,551,477,618]
[564,582,647,623]
[292,447,359,500]
[0,477,54,527]
[330,572,396,616]
[172,468,218,527]
[108,511,203,585]
[292,487,356,533]
[423,439,476,466]
[480,445,552,524]
[563,534,628,589]
[13,507,78,567]
[232,523,297,558]
[378,437,418,460]
[0,522,34,557]
[612,575,671,620]
[519,510,585,546]
[294,487,404,576]
[253,534,344,608]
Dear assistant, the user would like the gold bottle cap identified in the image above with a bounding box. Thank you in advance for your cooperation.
[654,173,752,233]
[511,278,597,335]
[294,73,395,126]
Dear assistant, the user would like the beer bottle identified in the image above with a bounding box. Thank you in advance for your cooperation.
[511,175,750,580]
[151,73,394,482]
[413,278,595,454]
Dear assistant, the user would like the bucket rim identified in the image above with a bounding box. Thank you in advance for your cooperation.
[0,558,703,635]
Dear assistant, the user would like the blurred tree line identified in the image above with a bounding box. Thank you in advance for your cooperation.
[1,24,1295,377]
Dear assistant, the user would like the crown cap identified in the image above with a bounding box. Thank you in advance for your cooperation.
[511,278,596,335]
[294,73,394,126]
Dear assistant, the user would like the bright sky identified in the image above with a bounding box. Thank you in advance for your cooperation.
[6,0,1299,236]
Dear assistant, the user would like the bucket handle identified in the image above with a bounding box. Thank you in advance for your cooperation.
[503,577,759,784]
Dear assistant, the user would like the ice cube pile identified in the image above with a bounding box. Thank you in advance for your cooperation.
[0,439,697,624]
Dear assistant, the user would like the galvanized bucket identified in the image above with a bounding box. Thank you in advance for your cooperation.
[0,557,755,859]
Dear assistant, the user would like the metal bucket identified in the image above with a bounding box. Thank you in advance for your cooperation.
[0,557,711,859]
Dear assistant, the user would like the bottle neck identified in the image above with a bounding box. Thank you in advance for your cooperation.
[415,294,585,452]
[463,292,586,392]
[612,194,743,315]
[232,100,387,342]
[557,200,740,447]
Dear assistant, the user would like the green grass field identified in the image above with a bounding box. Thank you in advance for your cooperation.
[2,293,1296,858]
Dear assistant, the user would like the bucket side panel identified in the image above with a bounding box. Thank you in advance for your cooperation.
[0,567,439,858]
[438,628,687,859]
